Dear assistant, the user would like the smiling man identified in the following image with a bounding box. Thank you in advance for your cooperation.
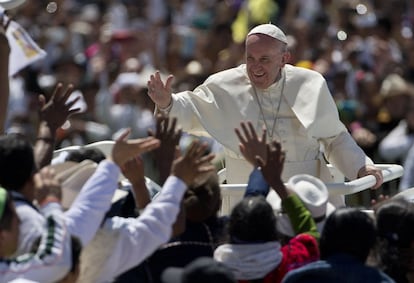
[147,23,383,206]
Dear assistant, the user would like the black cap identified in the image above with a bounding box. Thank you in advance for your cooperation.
[161,257,236,283]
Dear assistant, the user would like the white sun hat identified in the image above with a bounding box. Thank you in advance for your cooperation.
[267,174,336,237]
[247,23,288,44]
[0,0,26,10]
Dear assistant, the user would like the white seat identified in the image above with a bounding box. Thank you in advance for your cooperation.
[218,164,404,216]
[53,140,116,159]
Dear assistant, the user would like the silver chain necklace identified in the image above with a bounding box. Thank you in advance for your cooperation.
[252,76,286,140]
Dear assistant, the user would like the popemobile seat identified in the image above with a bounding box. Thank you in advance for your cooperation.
[218,164,404,216]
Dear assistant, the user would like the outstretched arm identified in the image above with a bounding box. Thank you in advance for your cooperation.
[94,140,216,281]
[148,115,182,185]
[64,129,161,246]
[256,140,288,199]
[34,83,81,169]
[235,121,267,167]
[257,141,319,239]
[122,156,151,210]
[147,71,174,112]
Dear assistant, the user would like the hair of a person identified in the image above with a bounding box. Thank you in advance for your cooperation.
[375,197,414,283]
[228,196,279,243]
[319,207,376,262]
[69,235,83,273]
[184,172,221,222]
[0,190,14,230]
[0,134,36,192]
[65,148,106,164]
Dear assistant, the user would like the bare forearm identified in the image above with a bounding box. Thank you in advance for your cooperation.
[270,180,290,200]
[34,121,56,169]
[131,180,151,210]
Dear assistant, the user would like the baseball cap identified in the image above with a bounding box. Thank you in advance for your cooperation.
[247,23,288,44]
[161,257,236,283]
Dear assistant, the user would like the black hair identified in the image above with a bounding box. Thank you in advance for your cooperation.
[69,235,83,273]
[65,148,106,164]
[184,173,221,222]
[375,197,414,283]
[319,207,376,262]
[228,196,279,243]
[0,135,36,192]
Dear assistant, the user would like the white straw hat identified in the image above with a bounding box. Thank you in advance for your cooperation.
[247,23,288,44]
[267,174,336,237]
[0,0,26,10]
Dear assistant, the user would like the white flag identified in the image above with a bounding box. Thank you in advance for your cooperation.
[6,19,46,77]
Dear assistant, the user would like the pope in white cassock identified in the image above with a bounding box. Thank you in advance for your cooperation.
[147,23,383,207]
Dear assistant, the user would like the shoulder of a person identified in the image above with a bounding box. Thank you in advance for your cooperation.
[281,233,319,257]
[205,65,246,84]
[285,64,324,81]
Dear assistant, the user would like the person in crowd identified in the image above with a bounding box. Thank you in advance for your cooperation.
[214,140,320,282]
[282,207,394,283]
[76,138,216,283]
[147,23,383,207]
[146,170,227,283]
[236,121,336,236]
[0,169,72,283]
[161,257,237,283]
[375,197,414,283]
[378,74,414,165]
[0,127,160,256]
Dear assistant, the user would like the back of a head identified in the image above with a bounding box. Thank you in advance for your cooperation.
[184,173,221,222]
[161,257,236,283]
[320,207,375,262]
[376,198,414,248]
[65,148,106,164]
[229,196,278,243]
[375,198,414,282]
[0,135,36,192]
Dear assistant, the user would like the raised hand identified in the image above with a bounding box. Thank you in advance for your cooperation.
[122,156,151,209]
[38,83,81,132]
[35,83,83,168]
[256,140,289,199]
[147,71,174,109]
[34,166,62,205]
[171,140,215,186]
[111,128,160,168]
[235,121,267,167]
[148,115,182,184]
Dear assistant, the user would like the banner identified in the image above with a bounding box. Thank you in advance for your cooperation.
[6,18,46,77]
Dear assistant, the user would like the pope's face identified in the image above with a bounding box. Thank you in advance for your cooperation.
[245,34,288,89]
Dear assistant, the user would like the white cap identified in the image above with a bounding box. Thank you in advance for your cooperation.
[247,23,288,44]
[267,174,336,237]
[0,0,26,10]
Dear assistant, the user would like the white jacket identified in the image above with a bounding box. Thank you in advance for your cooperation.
[0,203,71,283]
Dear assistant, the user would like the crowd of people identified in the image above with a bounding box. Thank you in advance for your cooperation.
[1,0,414,282]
